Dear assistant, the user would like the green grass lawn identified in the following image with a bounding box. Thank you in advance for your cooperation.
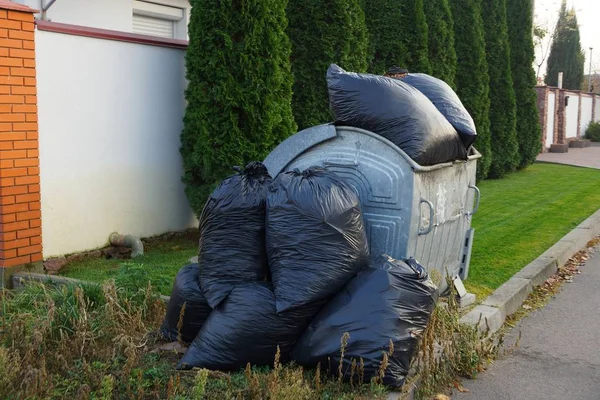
[60,230,199,295]
[466,162,600,298]
[61,162,600,299]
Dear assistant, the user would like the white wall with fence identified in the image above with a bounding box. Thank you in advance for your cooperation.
[536,86,599,150]
[36,26,196,258]
[545,91,556,149]
[565,93,579,139]
[581,95,594,135]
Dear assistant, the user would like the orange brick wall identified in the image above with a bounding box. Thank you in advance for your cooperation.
[0,2,41,269]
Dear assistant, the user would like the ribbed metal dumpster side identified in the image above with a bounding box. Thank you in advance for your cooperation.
[263,124,481,290]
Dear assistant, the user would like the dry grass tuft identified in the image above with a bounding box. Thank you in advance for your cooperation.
[410,275,506,399]
[0,277,389,399]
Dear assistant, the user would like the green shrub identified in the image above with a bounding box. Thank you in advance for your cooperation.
[586,121,600,142]
[180,0,297,216]
[287,0,369,130]
[482,0,520,179]
[449,0,492,181]
[506,0,543,169]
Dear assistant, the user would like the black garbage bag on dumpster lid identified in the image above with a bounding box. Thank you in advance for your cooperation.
[291,254,439,388]
[266,166,370,313]
[399,73,477,149]
[326,64,467,166]
[198,161,272,309]
[159,264,212,343]
[176,282,325,371]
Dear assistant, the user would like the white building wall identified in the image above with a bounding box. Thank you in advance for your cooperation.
[23,0,132,32]
[22,0,190,39]
[580,96,593,136]
[596,99,600,123]
[565,92,579,139]
[546,92,555,148]
[36,29,196,257]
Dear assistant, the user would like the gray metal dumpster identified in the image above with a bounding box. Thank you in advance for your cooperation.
[263,124,481,290]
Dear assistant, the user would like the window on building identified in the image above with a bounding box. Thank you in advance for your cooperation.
[132,1,186,40]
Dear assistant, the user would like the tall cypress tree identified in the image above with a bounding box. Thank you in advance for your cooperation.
[364,0,430,74]
[288,0,368,130]
[507,0,542,168]
[545,1,585,90]
[399,0,431,73]
[424,0,457,88]
[364,0,406,75]
[180,0,297,216]
[450,0,491,181]
[481,0,519,178]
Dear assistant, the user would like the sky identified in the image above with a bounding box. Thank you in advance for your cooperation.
[534,0,600,80]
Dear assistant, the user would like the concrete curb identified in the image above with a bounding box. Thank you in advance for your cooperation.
[460,208,600,333]
[12,272,96,289]
[11,272,172,303]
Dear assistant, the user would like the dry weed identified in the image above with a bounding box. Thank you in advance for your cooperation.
[410,275,506,399]
[0,279,167,399]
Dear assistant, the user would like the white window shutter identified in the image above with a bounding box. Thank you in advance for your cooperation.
[132,14,174,39]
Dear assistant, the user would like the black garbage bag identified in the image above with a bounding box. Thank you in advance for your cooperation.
[266,166,370,313]
[399,73,477,149]
[159,264,212,343]
[198,161,272,309]
[326,64,467,166]
[290,254,439,388]
[176,282,325,371]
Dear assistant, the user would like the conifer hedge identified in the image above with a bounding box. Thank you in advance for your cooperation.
[180,0,297,216]
[398,0,431,73]
[481,0,520,178]
[506,0,542,168]
[424,0,457,88]
[287,0,369,130]
[450,0,492,181]
[364,0,406,75]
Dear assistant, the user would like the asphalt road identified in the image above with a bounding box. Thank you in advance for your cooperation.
[452,247,600,400]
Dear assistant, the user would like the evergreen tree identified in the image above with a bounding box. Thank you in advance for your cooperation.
[449,0,491,181]
[399,0,431,73]
[507,0,542,168]
[424,0,457,88]
[481,0,519,178]
[364,0,406,75]
[545,1,585,90]
[288,0,368,130]
[180,0,297,216]
[363,0,431,75]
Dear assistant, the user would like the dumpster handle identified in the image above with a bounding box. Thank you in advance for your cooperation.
[418,198,434,235]
[324,160,359,168]
[466,185,480,216]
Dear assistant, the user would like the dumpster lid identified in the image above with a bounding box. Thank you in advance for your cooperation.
[263,124,481,178]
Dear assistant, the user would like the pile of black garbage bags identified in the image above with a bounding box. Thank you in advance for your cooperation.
[327,64,477,166]
[160,162,439,388]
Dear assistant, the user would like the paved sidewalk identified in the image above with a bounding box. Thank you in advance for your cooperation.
[452,247,600,400]
[536,144,600,169]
